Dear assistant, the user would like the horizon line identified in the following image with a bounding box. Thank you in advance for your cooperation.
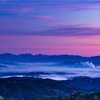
[0,53,100,57]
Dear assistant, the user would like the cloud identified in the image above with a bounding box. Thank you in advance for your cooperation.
[42,25,100,37]
[0,19,20,23]
[10,7,34,13]
[26,15,64,22]
[33,0,100,12]
[1,25,100,37]
[59,7,96,12]
[0,1,35,14]
[80,61,96,68]
[0,0,100,15]
[28,15,53,21]
[0,7,34,14]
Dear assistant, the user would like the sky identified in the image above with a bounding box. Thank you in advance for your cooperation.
[0,0,100,56]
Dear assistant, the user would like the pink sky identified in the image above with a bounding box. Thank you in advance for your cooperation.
[0,35,100,56]
[1,0,100,56]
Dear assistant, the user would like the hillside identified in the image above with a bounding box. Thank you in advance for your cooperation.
[0,77,74,100]
[0,77,99,100]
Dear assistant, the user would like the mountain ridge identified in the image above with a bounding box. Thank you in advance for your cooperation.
[0,53,100,63]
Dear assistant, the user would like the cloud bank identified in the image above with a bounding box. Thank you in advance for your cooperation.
[80,61,96,68]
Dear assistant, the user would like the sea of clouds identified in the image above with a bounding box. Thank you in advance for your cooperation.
[0,62,100,80]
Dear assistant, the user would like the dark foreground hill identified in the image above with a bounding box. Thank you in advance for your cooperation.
[0,77,74,100]
[0,77,99,100]
[63,77,100,93]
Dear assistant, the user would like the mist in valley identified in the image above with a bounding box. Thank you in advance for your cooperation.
[0,61,100,80]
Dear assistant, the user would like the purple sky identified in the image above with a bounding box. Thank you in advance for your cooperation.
[0,0,100,56]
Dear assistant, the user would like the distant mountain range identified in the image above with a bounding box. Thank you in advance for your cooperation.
[0,53,100,64]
